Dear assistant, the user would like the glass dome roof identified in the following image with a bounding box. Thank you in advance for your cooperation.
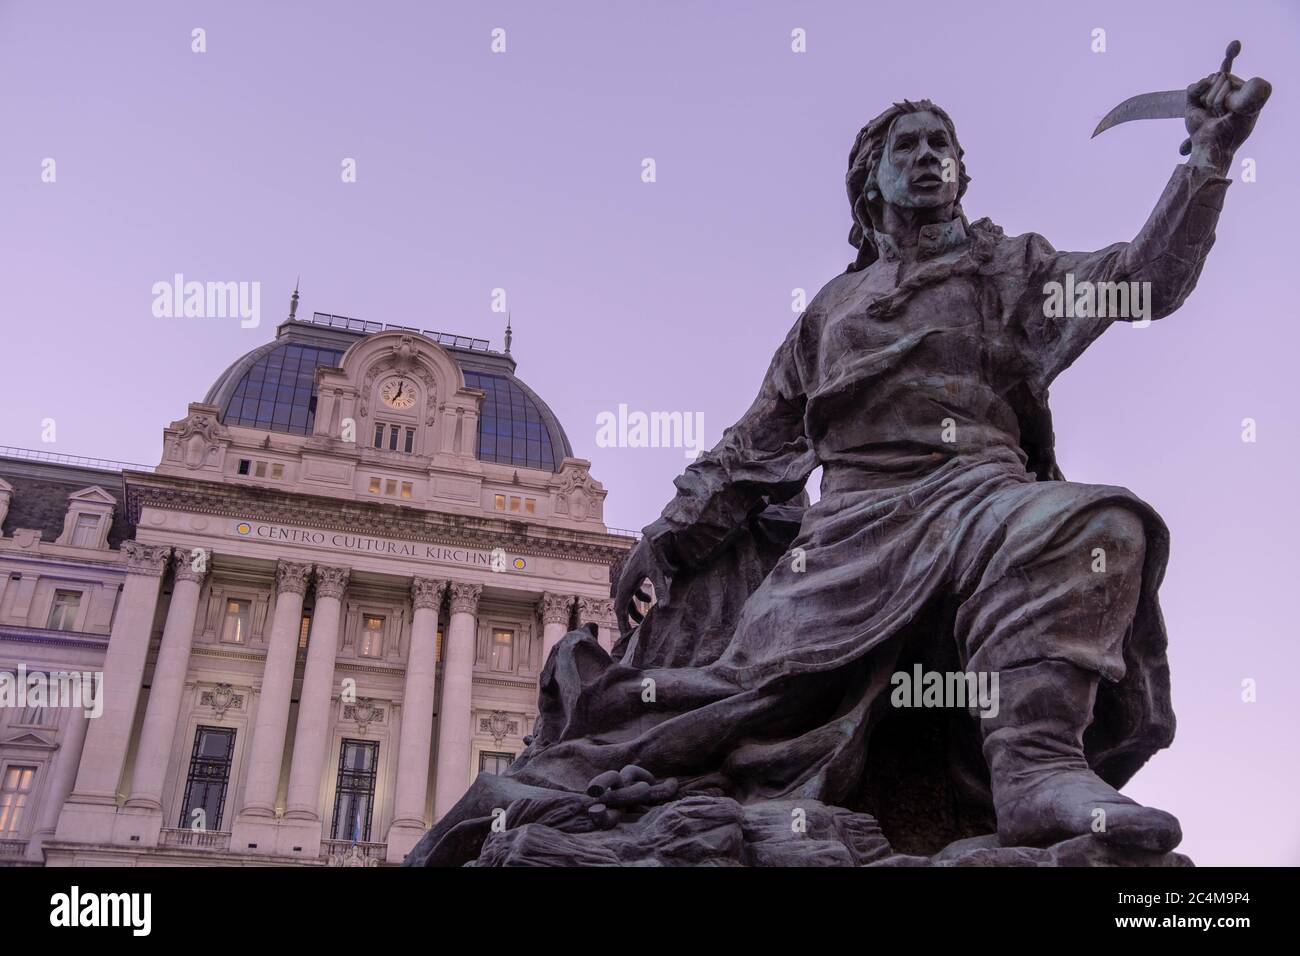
[204,324,573,472]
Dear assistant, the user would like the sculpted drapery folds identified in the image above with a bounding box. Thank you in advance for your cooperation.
[410,64,1268,867]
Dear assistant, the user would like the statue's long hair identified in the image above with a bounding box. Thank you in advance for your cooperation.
[845,99,973,273]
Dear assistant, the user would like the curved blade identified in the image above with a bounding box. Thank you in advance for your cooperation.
[1091,89,1185,137]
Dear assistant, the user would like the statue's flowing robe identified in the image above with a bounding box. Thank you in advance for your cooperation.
[409,164,1231,866]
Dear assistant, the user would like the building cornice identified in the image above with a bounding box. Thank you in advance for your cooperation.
[124,472,633,566]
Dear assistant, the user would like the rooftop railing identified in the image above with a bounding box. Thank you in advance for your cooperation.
[0,446,154,473]
[306,312,492,352]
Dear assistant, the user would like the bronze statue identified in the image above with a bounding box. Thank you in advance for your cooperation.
[409,45,1270,866]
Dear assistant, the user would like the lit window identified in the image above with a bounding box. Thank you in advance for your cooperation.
[478,751,514,776]
[400,482,412,499]
[435,630,443,664]
[494,495,505,511]
[360,615,385,658]
[47,590,81,630]
[0,765,37,835]
[368,476,381,494]
[222,599,251,644]
[271,463,284,480]
[299,614,312,650]
[524,498,536,515]
[491,629,515,672]
[509,496,521,513]
[70,514,101,547]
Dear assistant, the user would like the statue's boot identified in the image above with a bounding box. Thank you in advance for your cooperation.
[981,659,1181,852]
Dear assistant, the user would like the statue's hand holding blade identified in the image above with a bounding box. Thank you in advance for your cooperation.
[1091,40,1271,163]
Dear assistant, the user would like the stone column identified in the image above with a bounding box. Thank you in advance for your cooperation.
[124,548,210,814]
[236,560,312,821]
[284,565,349,822]
[432,581,481,820]
[539,592,574,665]
[28,707,89,861]
[54,541,170,846]
[578,596,617,653]
[386,578,446,862]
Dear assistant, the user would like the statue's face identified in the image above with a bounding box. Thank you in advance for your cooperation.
[876,111,960,210]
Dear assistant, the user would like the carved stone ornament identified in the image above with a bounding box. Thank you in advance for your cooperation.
[314,565,351,601]
[448,582,482,616]
[539,592,574,627]
[172,547,210,584]
[274,560,313,596]
[484,710,516,745]
[411,578,446,611]
[201,683,239,717]
[170,411,225,470]
[578,596,616,627]
[122,540,171,576]
[557,466,598,521]
[347,698,381,734]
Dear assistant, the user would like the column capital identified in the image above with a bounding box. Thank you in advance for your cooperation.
[122,541,171,576]
[447,582,482,616]
[274,560,313,596]
[538,592,574,626]
[314,565,351,601]
[577,596,616,626]
[172,547,211,584]
[411,578,447,611]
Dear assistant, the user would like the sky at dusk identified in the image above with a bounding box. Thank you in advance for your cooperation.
[1,0,1297,865]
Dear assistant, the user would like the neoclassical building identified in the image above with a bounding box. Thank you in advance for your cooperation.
[0,304,632,866]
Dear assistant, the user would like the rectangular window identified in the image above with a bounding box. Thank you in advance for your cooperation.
[0,765,37,835]
[478,751,514,776]
[360,615,385,658]
[330,740,379,842]
[491,629,515,672]
[494,495,505,511]
[46,590,82,631]
[299,614,312,650]
[400,482,412,499]
[509,496,521,513]
[524,498,536,515]
[178,727,235,831]
[435,630,443,664]
[17,703,50,727]
[271,463,284,480]
[404,428,415,453]
[70,513,100,547]
[373,423,385,448]
[385,479,397,496]
[254,461,267,478]
[221,599,251,644]
[368,476,381,494]
[237,459,251,476]
[388,425,399,451]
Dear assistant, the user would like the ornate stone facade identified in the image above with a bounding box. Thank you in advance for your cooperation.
[0,316,632,867]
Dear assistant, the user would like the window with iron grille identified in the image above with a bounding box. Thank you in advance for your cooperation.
[479,751,515,776]
[330,739,379,842]
[178,726,235,830]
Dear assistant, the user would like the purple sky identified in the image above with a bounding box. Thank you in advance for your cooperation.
[2,0,1297,865]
